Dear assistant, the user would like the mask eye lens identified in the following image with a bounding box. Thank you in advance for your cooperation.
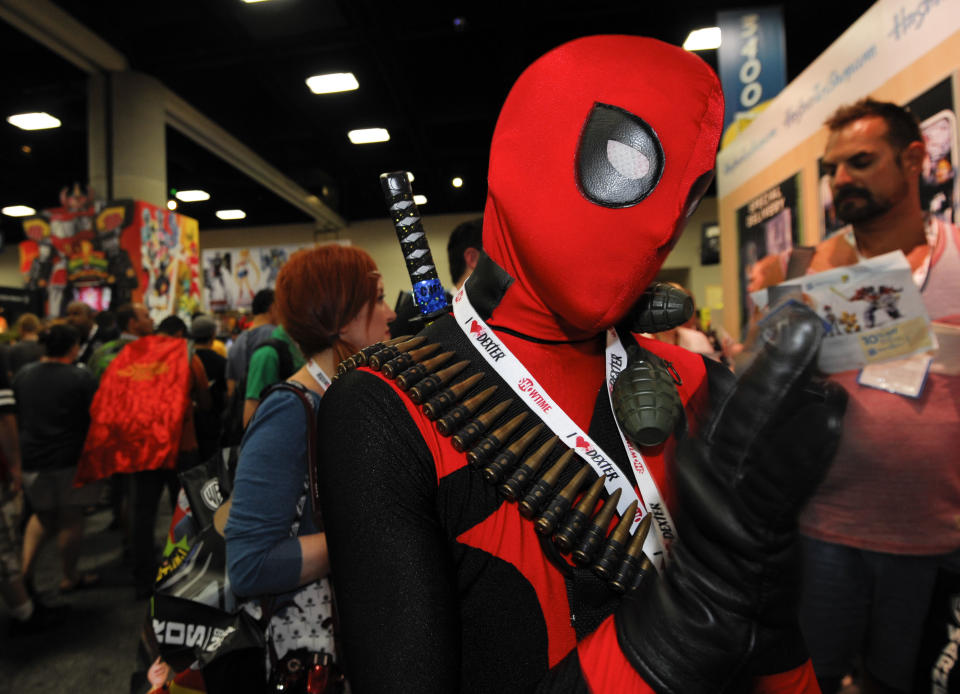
[576,103,665,208]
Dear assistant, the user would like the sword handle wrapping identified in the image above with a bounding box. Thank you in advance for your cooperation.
[380,171,449,319]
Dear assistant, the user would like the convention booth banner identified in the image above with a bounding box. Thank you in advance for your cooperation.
[715,0,960,336]
[717,7,788,147]
[201,244,305,312]
[19,198,201,323]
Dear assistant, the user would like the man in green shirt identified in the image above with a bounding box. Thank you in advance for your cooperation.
[241,324,304,426]
[88,303,154,378]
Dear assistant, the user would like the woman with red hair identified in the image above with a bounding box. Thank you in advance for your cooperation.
[224,244,395,689]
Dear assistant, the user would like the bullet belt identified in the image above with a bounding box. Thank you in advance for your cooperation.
[338,332,658,595]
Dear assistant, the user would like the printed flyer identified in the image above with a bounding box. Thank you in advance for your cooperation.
[750,251,934,373]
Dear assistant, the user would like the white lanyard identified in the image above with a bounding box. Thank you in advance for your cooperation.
[305,359,332,394]
[452,287,675,568]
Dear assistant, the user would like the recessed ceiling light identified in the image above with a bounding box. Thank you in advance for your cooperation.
[2,205,36,217]
[306,72,359,94]
[414,195,427,205]
[683,27,721,51]
[167,200,177,211]
[451,177,463,188]
[175,189,210,202]
[216,209,246,220]
[7,112,61,131]
[348,128,390,144]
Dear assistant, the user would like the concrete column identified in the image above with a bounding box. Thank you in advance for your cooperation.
[97,71,167,206]
[86,72,109,197]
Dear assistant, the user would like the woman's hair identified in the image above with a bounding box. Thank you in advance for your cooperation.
[14,312,40,336]
[275,245,380,362]
[39,323,80,358]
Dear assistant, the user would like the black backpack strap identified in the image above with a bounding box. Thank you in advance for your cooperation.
[259,381,322,528]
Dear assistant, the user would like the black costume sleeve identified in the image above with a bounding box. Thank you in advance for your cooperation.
[317,371,593,693]
[317,371,462,693]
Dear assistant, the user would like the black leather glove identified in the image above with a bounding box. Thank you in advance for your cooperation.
[615,303,847,693]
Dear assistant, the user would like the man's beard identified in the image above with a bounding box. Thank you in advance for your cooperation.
[833,186,891,223]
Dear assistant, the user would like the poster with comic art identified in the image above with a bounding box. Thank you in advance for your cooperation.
[139,203,202,325]
[910,76,959,224]
[19,195,200,320]
[202,245,304,312]
[736,172,802,336]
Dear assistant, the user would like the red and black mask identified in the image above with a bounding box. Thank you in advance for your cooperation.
[477,35,723,340]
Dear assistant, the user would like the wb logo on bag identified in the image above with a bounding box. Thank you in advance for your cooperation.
[201,479,223,511]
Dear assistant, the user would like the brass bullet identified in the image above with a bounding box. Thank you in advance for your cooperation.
[482,423,545,483]
[535,465,594,535]
[466,413,528,468]
[368,336,427,370]
[592,500,638,580]
[434,383,496,432]
[552,475,606,553]
[382,343,442,379]
[499,436,558,501]
[608,513,653,593]
[451,399,513,452]
[395,351,456,391]
[518,449,576,519]
[408,360,470,403]
[627,555,655,594]
[338,334,413,375]
[571,487,622,566]
[424,374,486,420]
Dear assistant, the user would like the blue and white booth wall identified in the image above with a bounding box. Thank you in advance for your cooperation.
[716,0,960,338]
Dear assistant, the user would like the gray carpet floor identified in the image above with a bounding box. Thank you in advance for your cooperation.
[0,491,172,694]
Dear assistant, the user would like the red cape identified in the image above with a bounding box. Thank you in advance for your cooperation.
[76,335,190,484]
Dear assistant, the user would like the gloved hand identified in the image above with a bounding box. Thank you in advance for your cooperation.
[615,303,846,693]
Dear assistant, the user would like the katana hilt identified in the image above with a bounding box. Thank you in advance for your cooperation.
[380,171,449,322]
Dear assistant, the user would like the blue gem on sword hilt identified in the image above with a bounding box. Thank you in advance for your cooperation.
[380,171,449,317]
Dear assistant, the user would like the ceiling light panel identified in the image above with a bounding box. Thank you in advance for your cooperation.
[348,128,390,144]
[683,27,721,51]
[2,205,36,217]
[175,189,211,202]
[306,72,359,94]
[216,209,246,220]
[7,112,61,130]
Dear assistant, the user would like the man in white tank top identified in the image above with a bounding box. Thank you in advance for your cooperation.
[794,98,960,694]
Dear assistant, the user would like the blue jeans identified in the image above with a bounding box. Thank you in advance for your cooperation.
[799,535,942,691]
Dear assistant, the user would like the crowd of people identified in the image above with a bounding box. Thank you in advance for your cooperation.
[0,35,956,694]
[0,300,236,619]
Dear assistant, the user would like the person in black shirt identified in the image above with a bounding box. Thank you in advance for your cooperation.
[16,324,100,592]
[7,313,44,378]
[65,301,104,365]
[191,315,226,460]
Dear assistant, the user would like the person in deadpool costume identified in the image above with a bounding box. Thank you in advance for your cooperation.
[317,36,845,693]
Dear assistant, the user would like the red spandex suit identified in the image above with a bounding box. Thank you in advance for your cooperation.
[318,36,845,693]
